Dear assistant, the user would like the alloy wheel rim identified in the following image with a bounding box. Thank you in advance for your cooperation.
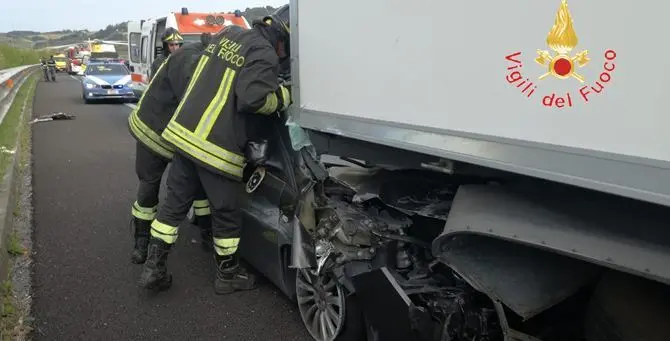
[296,269,346,341]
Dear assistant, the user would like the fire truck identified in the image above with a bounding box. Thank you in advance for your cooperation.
[126,7,251,92]
[64,46,79,60]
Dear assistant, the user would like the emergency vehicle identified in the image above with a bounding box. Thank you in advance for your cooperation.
[64,46,78,60]
[64,46,84,75]
[52,53,68,72]
[126,7,251,92]
[76,51,91,75]
[90,41,119,58]
[80,41,123,75]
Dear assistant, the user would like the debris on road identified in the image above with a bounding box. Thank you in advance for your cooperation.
[30,112,76,124]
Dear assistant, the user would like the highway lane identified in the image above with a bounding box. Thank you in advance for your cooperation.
[31,74,312,340]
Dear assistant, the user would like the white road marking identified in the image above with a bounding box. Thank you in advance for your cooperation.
[124,103,137,110]
[70,75,81,81]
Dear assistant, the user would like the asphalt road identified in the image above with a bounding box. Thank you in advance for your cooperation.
[30,74,313,341]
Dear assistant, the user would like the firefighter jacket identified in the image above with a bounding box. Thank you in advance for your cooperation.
[128,42,205,160]
[150,55,167,81]
[161,27,291,180]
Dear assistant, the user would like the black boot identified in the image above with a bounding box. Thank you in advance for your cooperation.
[131,218,151,264]
[138,238,173,291]
[195,215,213,251]
[214,253,256,295]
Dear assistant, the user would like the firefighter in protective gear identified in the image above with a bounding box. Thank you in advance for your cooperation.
[128,39,213,265]
[151,28,184,79]
[139,4,292,294]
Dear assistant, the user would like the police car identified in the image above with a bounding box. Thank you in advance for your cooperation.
[81,61,138,104]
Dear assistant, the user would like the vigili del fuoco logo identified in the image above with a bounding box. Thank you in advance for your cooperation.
[505,0,617,108]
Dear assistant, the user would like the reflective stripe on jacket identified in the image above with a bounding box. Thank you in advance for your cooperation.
[162,27,290,179]
[128,42,206,160]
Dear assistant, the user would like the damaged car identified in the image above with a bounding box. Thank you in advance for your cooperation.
[226,115,669,341]
[233,116,505,341]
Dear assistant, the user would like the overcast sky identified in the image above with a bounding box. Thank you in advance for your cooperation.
[1,0,288,32]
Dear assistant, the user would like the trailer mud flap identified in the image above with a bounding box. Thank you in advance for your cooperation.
[433,234,600,321]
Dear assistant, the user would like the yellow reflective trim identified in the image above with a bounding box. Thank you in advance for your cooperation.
[129,56,174,158]
[256,92,278,114]
[279,85,291,111]
[194,207,211,216]
[128,110,174,159]
[214,238,239,248]
[166,120,245,167]
[132,209,155,220]
[165,33,183,42]
[213,237,240,256]
[131,201,157,220]
[193,199,210,215]
[133,201,157,213]
[173,55,210,117]
[193,68,236,138]
[193,199,209,208]
[150,220,179,244]
[162,125,244,178]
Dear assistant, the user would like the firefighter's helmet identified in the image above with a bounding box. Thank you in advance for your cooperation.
[253,4,290,62]
[161,28,184,55]
[162,28,184,44]
[262,4,290,43]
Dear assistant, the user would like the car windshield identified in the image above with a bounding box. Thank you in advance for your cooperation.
[87,64,129,75]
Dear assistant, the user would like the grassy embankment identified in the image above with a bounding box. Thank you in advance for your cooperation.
[0,43,52,69]
[0,71,38,340]
[0,42,44,174]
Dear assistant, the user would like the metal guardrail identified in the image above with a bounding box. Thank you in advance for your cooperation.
[0,65,38,126]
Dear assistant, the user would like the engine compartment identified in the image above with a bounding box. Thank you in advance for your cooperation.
[305,170,503,341]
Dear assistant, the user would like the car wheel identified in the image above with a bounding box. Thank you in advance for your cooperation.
[296,269,366,341]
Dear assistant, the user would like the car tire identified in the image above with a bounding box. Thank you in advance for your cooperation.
[583,271,670,341]
[295,269,366,341]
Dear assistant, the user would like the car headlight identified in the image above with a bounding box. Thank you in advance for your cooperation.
[85,83,95,89]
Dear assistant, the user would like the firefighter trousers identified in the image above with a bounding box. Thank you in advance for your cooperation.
[150,153,244,256]
[132,142,210,222]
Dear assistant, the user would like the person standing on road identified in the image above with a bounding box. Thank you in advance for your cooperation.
[127,37,213,264]
[138,5,292,295]
[150,28,184,80]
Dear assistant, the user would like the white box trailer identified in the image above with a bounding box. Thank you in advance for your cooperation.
[283,1,670,340]
[289,0,670,208]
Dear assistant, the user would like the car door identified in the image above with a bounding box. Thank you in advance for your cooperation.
[240,118,300,296]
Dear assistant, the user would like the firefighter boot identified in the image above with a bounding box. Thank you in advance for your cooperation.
[214,253,256,295]
[138,238,173,291]
[195,215,213,251]
[131,218,151,264]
